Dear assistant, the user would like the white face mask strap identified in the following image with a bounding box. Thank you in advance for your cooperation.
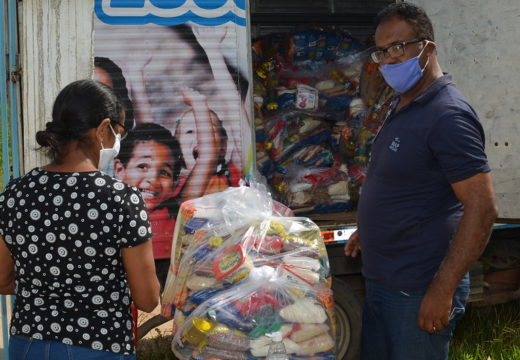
[100,123,117,150]
[419,40,431,72]
[108,123,117,137]
[421,56,430,72]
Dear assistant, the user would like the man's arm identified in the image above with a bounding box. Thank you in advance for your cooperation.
[418,172,498,333]
[0,236,15,294]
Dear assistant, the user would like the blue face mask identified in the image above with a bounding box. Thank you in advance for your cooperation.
[379,41,430,94]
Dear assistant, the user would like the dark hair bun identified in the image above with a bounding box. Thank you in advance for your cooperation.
[37,79,123,161]
[35,129,62,150]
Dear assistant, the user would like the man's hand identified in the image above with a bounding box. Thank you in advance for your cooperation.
[417,172,497,334]
[344,230,361,257]
[418,285,453,333]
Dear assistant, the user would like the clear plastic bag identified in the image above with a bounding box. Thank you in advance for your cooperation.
[172,266,336,360]
[253,27,390,216]
[161,182,295,318]
[166,216,331,317]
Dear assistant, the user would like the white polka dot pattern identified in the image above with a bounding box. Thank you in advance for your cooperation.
[0,168,151,355]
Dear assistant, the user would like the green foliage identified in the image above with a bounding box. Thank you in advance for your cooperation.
[135,300,520,359]
[450,300,520,360]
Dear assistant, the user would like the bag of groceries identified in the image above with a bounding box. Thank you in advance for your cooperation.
[172,266,336,360]
[168,216,331,316]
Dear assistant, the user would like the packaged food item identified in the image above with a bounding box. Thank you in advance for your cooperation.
[289,323,330,342]
[253,28,394,215]
[165,215,330,315]
[207,330,250,352]
[250,335,300,357]
[162,183,336,359]
[296,84,319,110]
[296,333,336,356]
[183,317,215,346]
[186,274,216,292]
[279,298,328,323]
[161,183,292,318]
[214,244,254,283]
[172,266,336,359]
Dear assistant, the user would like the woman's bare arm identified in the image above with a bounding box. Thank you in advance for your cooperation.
[0,236,15,295]
[122,240,160,312]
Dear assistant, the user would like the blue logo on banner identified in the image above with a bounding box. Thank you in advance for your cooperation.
[95,0,247,26]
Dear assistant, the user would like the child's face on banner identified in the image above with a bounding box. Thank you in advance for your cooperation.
[94,67,113,87]
[176,110,226,173]
[176,112,198,171]
[117,141,175,211]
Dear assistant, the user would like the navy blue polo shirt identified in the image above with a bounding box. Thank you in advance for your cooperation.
[357,74,490,291]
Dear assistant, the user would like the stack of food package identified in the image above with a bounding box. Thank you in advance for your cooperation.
[162,184,336,359]
[253,29,394,214]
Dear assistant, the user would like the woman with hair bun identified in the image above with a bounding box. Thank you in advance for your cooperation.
[0,79,160,359]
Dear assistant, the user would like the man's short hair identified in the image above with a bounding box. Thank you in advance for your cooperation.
[376,2,435,41]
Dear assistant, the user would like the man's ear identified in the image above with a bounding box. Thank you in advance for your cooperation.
[96,118,112,143]
[425,41,436,56]
[113,158,126,179]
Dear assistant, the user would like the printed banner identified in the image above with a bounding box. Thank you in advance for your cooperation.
[94,0,251,263]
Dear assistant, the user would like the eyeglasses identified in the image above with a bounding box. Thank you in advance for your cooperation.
[370,38,425,63]
[111,121,130,140]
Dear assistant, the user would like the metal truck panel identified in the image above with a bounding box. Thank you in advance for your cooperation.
[412,0,520,219]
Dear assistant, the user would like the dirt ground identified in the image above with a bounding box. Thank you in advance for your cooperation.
[138,304,174,339]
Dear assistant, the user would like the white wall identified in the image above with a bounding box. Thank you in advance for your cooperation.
[412,0,520,219]
[20,0,94,172]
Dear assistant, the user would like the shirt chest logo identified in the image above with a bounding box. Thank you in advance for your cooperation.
[389,137,401,152]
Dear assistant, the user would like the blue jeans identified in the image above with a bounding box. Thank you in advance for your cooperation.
[9,336,136,360]
[361,274,470,360]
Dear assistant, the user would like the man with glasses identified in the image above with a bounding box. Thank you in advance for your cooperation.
[344,3,498,360]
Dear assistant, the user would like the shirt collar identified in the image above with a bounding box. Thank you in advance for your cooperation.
[387,73,453,115]
[413,73,454,105]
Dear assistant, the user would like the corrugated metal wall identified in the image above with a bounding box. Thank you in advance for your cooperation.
[20,0,94,173]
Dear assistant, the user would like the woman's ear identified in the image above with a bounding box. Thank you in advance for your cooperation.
[96,118,112,143]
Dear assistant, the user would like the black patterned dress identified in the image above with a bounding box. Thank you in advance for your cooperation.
[0,168,152,355]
